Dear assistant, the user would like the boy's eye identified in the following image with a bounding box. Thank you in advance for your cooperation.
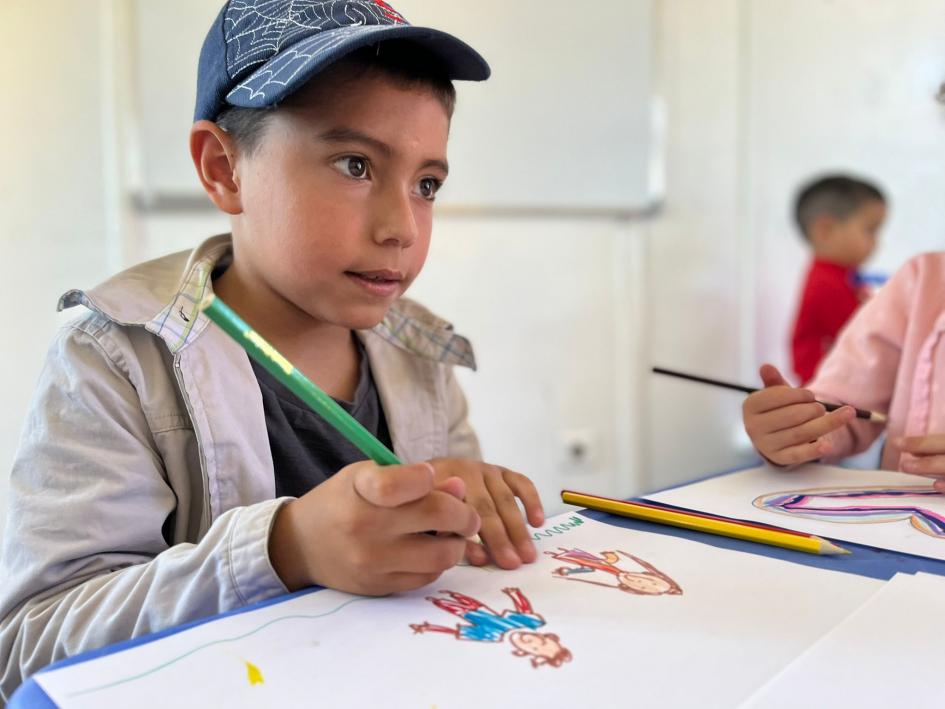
[417,177,442,200]
[334,156,369,179]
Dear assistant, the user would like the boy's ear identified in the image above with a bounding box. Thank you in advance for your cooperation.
[807,214,837,246]
[190,120,242,215]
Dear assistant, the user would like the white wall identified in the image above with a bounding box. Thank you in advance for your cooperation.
[644,0,757,490]
[0,2,111,533]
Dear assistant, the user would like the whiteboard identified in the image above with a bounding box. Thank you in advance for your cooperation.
[132,0,655,210]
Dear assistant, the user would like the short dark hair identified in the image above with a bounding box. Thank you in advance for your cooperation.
[793,175,886,239]
[215,40,456,154]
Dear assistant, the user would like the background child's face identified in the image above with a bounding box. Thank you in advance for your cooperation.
[822,199,886,268]
[230,72,450,330]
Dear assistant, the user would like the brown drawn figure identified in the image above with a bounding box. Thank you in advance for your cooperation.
[546,548,683,595]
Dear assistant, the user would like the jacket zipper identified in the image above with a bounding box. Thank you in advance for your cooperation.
[173,352,213,533]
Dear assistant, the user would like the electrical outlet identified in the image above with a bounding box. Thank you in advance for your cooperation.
[559,428,596,474]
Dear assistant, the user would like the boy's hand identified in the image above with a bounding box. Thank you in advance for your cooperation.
[428,459,545,570]
[897,435,945,493]
[743,364,856,466]
[268,460,480,596]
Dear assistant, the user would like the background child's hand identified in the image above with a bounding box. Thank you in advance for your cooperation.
[743,364,856,466]
[428,459,545,570]
[897,435,945,493]
[268,460,480,596]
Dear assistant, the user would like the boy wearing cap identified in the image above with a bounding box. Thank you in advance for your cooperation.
[0,1,544,699]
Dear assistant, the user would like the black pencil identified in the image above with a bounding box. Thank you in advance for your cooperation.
[652,366,887,424]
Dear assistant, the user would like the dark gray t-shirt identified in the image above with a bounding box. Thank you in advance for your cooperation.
[250,340,393,498]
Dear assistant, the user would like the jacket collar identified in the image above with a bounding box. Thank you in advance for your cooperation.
[58,234,476,369]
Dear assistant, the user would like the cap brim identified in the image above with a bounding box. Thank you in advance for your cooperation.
[226,24,490,110]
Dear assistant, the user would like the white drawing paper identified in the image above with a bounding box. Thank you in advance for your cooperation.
[648,463,945,561]
[742,572,945,708]
[34,513,881,709]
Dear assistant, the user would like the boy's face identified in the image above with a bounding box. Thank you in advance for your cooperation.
[825,199,886,268]
[230,72,450,330]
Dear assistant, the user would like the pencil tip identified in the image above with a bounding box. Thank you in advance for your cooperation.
[822,540,850,555]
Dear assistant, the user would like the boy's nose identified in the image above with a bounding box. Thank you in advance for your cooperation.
[371,185,418,249]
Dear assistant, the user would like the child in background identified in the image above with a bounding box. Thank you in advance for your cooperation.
[0,1,545,700]
[790,175,886,384]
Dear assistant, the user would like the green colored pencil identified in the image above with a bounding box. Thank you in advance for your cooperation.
[199,293,401,466]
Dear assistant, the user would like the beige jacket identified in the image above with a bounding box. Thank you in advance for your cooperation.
[0,235,480,701]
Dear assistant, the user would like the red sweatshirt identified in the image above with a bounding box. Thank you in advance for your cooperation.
[791,259,868,385]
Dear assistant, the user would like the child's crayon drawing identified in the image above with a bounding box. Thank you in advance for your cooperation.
[754,486,945,538]
[65,595,376,698]
[546,548,683,595]
[410,587,571,668]
[531,515,585,541]
[244,659,264,685]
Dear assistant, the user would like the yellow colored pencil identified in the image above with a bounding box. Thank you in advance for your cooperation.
[561,490,849,556]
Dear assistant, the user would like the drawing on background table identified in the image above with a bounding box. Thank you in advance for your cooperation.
[410,587,572,669]
[546,548,683,595]
[754,486,945,538]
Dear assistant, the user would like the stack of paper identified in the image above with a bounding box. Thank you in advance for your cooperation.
[742,572,945,708]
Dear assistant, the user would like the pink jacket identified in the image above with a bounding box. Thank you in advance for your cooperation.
[811,252,945,470]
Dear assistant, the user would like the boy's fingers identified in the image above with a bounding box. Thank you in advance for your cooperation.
[900,453,945,476]
[350,535,466,587]
[744,386,815,415]
[767,438,831,466]
[503,468,545,527]
[470,490,523,570]
[896,434,945,456]
[392,533,467,575]
[934,479,945,494]
[759,363,789,388]
[484,470,537,563]
[435,475,467,500]
[464,539,490,566]
[353,463,434,508]
[752,402,827,435]
[768,406,855,450]
[360,571,443,597]
[393,490,481,538]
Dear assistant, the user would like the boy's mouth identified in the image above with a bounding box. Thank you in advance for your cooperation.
[344,269,404,297]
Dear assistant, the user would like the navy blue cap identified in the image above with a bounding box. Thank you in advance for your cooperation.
[195,0,491,122]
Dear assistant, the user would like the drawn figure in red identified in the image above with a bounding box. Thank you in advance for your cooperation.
[546,547,683,595]
[410,587,572,668]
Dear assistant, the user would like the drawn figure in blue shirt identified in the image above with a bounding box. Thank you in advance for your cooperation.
[410,587,572,668]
